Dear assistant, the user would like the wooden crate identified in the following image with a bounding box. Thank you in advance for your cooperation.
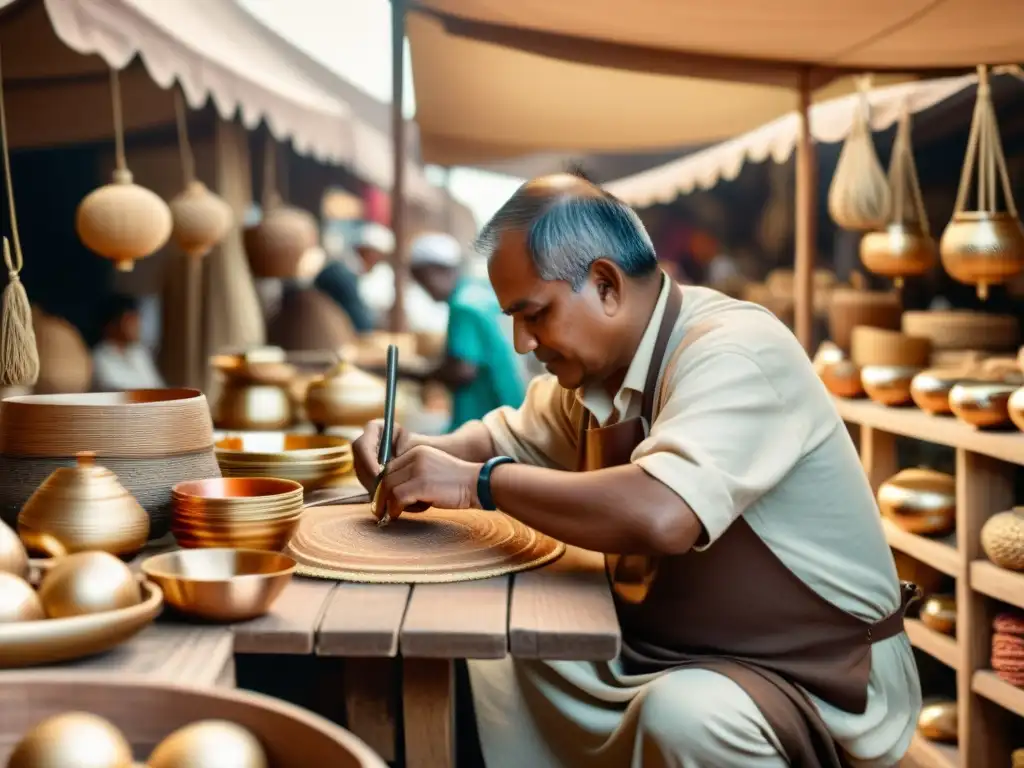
[836,398,1024,767]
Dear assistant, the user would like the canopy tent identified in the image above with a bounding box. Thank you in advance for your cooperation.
[0,0,439,206]
[605,74,981,207]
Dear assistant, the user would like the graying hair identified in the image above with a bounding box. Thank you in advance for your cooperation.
[475,180,658,290]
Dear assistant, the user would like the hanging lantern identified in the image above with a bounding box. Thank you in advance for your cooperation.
[170,180,233,258]
[940,66,1024,300]
[860,108,937,287]
[76,168,173,272]
[76,69,172,272]
[243,201,319,278]
[828,77,891,232]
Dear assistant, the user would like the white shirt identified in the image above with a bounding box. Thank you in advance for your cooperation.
[92,341,165,392]
[483,283,920,767]
[357,261,450,334]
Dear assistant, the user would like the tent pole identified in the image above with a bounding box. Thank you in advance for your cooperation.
[793,68,817,353]
[389,0,408,333]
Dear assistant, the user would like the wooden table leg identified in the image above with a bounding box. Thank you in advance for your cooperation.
[343,658,399,763]
[403,658,454,768]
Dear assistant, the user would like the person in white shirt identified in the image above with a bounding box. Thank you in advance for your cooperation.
[91,294,165,392]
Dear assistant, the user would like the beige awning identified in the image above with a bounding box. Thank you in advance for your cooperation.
[606,74,979,207]
[408,0,1022,165]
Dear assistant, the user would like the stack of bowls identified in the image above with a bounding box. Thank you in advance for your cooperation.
[215,434,353,489]
[171,478,303,552]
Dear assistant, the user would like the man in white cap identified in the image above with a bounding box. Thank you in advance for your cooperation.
[409,232,526,431]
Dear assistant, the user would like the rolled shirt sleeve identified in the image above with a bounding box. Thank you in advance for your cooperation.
[632,345,814,550]
[481,374,580,470]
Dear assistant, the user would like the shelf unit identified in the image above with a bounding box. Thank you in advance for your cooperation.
[835,398,1024,768]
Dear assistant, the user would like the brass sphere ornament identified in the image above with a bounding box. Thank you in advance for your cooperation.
[37,550,141,619]
[170,180,233,258]
[76,168,173,272]
[7,711,134,768]
[147,719,268,768]
[0,571,44,622]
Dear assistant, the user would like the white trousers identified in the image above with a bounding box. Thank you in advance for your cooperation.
[468,657,788,768]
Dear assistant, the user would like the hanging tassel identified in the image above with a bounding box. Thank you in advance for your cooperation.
[0,46,37,387]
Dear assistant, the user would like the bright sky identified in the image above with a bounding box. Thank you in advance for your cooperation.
[238,0,523,228]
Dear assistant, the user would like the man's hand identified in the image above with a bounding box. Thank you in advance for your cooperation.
[351,419,420,492]
[376,445,483,521]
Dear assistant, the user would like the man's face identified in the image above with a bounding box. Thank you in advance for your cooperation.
[488,230,623,390]
[115,310,140,343]
[411,264,458,302]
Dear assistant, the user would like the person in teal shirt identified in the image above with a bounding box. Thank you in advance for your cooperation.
[410,233,526,431]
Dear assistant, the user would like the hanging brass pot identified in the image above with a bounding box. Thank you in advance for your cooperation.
[828,79,891,232]
[940,67,1024,299]
[244,201,319,279]
[860,109,936,286]
[170,180,233,258]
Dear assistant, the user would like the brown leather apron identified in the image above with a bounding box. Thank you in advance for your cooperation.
[575,279,917,767]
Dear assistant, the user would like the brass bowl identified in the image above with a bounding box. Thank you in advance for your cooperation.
[919,593,956,636]
[0,676,389,768]
[0,580,162,668]
[918,699,957,743]
[212,383,294,431]
[173,477,304,506]
[948,381,1016,429]
[877,468,955,536]
[141,548,295,622]
[172,518,301,552]
[861,365,921,406]
[910,369,970,415]
[1009,386,1024,432]
[821,360,864,398]
[860,222,937,287]
[211,348,296,386]
[215,434,353,490]
[940,211,1024,299]
[172,478,303,551]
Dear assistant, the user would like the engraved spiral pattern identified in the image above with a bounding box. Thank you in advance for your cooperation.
[287,504,565,583]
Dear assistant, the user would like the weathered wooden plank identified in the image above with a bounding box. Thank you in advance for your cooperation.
[509,547,621,660]
[403,658,454,768]
[232,578,336,655]
[343,658,399,762]
[316,583,411,657]
[400,579,509,659]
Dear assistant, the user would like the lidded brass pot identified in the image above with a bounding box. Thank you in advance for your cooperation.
[0,517,28,578]
[877,468,955,537]
[17,452,149,559]
[305,359,389,431]
[211,347,297,431]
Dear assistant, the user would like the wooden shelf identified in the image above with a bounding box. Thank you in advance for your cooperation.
[834,398,1024,467]
[970,560,1024,611]
[882,518,960,577]
[905,734,959,768]
[905,619,959,669]
[973,670,1024,718]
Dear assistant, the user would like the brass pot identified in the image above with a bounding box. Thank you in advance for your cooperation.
[918,699,957,743]
[910,369,968,415]
[213,383,294,431]
[861,365,920,406]
[1008,386,1024,432]
[211,347,296,386]
[940,211,1024,299]
[877,468,955,536]
[17,452,149,558]
[948,381,1016,429]
[0,518,27,578]
[919,593,956,635]
[821,360,864,398]
[304,360,389,430]
[860,222,937,287]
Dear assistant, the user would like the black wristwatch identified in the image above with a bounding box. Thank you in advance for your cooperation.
[477,456,515,511]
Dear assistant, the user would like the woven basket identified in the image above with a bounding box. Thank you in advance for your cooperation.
[827,289,902,353]
[901,310,1019,351]
[851,327,931,367]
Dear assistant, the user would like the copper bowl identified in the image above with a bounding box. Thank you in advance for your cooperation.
[910,370,970,415]
[215,434,353,489]
[877,468,955,537]
[940,211,1024,299]
[919,593,956,636]
[141,548,295,622]
[861,365,920,406]
[949,381,1016,429]
[821,360,864,398]
[860,222,937,287]
[1008,387,1024,432]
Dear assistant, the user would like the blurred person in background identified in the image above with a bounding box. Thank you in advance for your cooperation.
[409,232,526,431]
[92,294,165,391]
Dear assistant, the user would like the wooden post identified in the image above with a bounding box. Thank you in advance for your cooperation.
[793,68,817,353]
[389,0,408,333]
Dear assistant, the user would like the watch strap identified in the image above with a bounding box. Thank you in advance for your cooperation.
[477,456,515,511]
